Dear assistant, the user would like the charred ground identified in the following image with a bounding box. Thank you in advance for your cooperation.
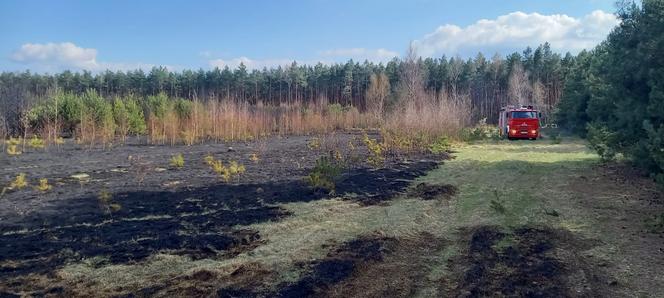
[0,132,445,295]
[1,136,663,297]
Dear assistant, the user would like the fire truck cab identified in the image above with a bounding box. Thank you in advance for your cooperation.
[499,105,541,140]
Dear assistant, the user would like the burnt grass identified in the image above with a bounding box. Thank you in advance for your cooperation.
[207,225,609,298]
[217,234,400,298]
[275,235,399,297]
[449,226,602,298]
[0,133,444,291]
[408,182,458,201]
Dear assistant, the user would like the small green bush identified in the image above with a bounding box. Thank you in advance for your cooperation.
[174,99,193,120]
[429,136,451,154]
[124,97,147,135]
[28,136,45,149]
[362,132,385,167]
[170,153,185,168]
[27,103,56,129]
[326,103,345,115]
[147,92,170,119]
[307,155,343,193]
[586,122,617,162]
[113,98,129,138]
[460,119,501,142]
[490,199,507,214]
[59,92,84,129]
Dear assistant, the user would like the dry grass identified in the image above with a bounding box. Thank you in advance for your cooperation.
[384,91,471,141]
[13,86,474,151]
[146,98,374,145]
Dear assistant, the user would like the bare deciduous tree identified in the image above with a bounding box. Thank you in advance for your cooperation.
[19,111,30,151]
[365,72,390,120]
[449,56,464,98]
[399,43,427,110]
[508,63,532,105]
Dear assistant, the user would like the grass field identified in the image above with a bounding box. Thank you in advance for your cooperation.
[2,136,663,297]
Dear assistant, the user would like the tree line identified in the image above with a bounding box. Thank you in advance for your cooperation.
[556,0,664,185]
[1,43,576,134]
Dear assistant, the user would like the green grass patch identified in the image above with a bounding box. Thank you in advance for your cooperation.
[419,139,598,228]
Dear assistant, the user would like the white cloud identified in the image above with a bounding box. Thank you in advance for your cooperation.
[10,42,155,72]
[319,48,399,62]
[11,42,98,70]
[413,10,619,56]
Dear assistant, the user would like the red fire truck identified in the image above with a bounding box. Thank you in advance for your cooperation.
[499,105,541,140]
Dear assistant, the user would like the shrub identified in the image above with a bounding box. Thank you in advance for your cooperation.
[36,178,52,192]
[81,90,115,143]
[29,136,45,149]
[490,190,507,214]
[98,189,121,214]
[205,155,244,183]
[490,199,506,214]
[250,153,260,163]
[26,103,56,130]
[59,92,84,132]
[307,137,321,150]
[228,161,246,182]
[460,119,500,142]
[204,154,215,165]
[124,97,146,135]
[210,159,230,181]
[170,153,185,168]
[326,103,344,116]
[6,137,22,155]
[429,136,451,154]
[6,144,21,156]
[113,98,130,140]
[147,93,170,120]
[307,155,343,193]
[10,173,28,190]
[586,123,617,162]
[6,137,21,146]
[362,132,385,167]
[174,99,193,120]
[27,92,83,137]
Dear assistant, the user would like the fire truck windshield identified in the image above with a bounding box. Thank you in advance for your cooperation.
[511,111,537,119]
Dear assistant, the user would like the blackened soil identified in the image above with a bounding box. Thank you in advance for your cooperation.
[337,161,440,205]
[449,226,604,298]
[275,234,399,297]
[0,133,446,293]
[408,182,458,201]
[210,234,401,297]
[225,232,446,298]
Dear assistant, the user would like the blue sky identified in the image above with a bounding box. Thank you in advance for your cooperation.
[0,0,618,72]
